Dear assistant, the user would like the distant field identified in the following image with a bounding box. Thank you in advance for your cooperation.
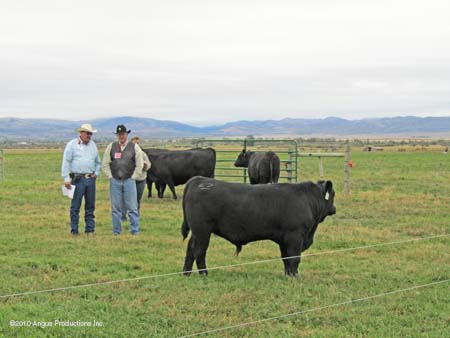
[0,146,449,337]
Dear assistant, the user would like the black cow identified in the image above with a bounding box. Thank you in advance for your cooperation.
[234,149,280,184]
[181,177,336,277]
[144,148,216,200]
[143,148,170,198]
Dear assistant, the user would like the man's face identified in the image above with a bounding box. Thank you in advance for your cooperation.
[117,132,128,144]
[79,131,92,143]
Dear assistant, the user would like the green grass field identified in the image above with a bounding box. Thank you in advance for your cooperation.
[0,146,449,337]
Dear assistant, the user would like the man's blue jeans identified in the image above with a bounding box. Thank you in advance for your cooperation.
[70,177,96,234]
[136,179,146,215]
[110,178,139,235]
[121,179,147,219]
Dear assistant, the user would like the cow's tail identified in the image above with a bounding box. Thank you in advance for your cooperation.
[181,219,190,241]
[181,184,190,240]
[269,159,274,184]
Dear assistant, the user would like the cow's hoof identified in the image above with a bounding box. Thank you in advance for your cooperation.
[183,271,192,277]
[285,271,299,278]
[198,271,208,277]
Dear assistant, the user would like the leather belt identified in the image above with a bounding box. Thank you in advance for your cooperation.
[71,173,95,179]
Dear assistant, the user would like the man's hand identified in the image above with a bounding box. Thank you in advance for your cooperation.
[64,181,72,189]
[92,173,97,179]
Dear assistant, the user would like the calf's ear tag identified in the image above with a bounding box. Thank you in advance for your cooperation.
[325,192,330,200]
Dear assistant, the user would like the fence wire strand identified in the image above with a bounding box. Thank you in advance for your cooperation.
[0,233,448,300]
[179,278,450,337]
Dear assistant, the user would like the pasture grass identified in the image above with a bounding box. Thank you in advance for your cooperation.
[0,146,449,337]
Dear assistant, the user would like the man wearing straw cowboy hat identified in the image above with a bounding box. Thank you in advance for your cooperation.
[102,125,144,235]
[61,123,101,236]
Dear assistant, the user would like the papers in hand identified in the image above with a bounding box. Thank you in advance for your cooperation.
[62,184,76,199]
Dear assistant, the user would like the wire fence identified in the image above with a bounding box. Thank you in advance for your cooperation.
[179,278,450,337]
[1,233,448,300]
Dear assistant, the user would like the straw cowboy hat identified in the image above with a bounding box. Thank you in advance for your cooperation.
[75,123,97,133]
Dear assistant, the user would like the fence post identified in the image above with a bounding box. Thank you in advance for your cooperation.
[318,156,324,179]
[344,140,351,195]
[0,149,4,183]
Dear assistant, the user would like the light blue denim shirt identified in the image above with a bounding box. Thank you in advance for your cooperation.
[61,137,101,182]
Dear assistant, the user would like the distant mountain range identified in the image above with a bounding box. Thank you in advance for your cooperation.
[1,116,450,141]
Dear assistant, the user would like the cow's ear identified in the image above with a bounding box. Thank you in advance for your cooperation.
[324,180,333,200]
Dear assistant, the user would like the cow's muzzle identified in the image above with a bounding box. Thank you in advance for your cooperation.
[330,206,337,215]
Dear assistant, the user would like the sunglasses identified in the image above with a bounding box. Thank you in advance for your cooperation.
[82,131,93,136]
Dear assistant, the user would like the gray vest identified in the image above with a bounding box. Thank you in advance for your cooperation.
[110,142,136,179]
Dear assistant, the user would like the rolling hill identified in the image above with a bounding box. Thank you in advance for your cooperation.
[1,115,450,141]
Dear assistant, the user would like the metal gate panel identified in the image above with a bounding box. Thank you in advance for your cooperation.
[195,139,298,183]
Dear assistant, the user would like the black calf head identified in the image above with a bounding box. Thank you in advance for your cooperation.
[319,180,336,219]
[234,149,252,167]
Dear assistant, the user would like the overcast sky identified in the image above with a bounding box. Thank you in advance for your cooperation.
[1,0,450,125]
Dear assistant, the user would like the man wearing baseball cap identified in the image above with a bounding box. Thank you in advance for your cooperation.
[61,123,101,236]
[102,125,144,235]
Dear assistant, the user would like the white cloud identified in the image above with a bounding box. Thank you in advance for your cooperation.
[1,0,450,124]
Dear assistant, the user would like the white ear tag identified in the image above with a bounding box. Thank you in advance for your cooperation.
[325,192,330,200]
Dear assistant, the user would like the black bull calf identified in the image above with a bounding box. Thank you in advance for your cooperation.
[234,149,280,184]
[144,148,216,199]
[181,177,336,276]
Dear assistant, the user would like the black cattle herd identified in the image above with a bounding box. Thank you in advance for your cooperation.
[142,147,337,277]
